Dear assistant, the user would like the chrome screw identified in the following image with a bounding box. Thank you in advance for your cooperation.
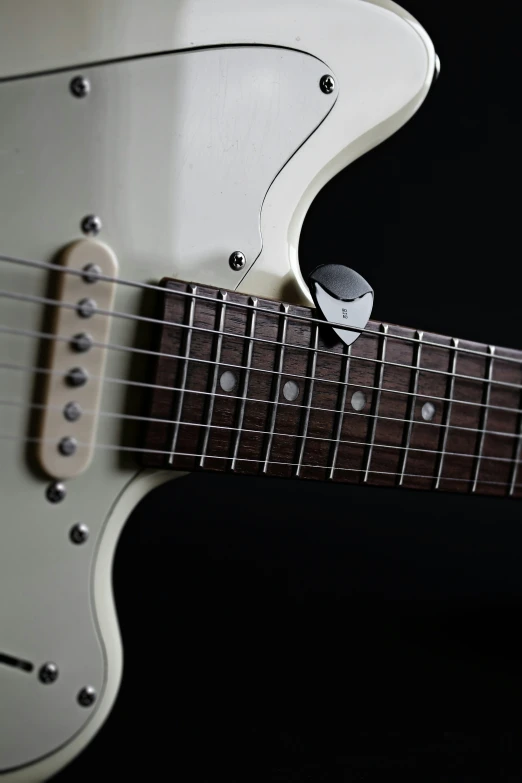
[46,482,66,503]
[63,401,82,422]
[39,662,59,684]
[70,76,90,99]
[70,524,89,545]
[77,686,97,707]
[81,215,102,236]
[320,74,335,94]
[229,251,246,271]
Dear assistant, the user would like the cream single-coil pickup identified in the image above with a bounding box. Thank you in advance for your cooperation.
[38,239,118,479]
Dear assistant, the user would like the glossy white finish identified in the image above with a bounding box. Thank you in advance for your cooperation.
[0,0,432,84]
[0,46,336,294]
[0,0,436,779]
[239,2,435,305]
[0,0,436,306]
[0,42,334,771]
[2,470,186,783]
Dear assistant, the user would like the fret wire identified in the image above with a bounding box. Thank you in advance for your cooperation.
[262,304,289,473]
[295,323,319,477]
[364,324,389,483]
[471,346,495,493]
[435,338,459,489]
[168,284,197,463]
[328,343,351,480]
[2,430,519,490]
[398,331,423,486]
[230,297,257,471]
[509,414,522,497]
[4,251,522,368]
[199,291,227,467]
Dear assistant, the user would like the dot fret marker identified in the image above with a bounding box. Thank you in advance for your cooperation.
[219,371,237,393]
[351,391,366,411]
[283,380,300,401]
[421,401,436,421]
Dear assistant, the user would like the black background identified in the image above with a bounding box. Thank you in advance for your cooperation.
[55,2,522,781]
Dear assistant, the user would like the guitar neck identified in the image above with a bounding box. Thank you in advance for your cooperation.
[141,279,522,498]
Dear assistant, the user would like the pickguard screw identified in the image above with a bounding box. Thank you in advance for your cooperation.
[320,74,335,94]
[39,662,59,684]
[70,523,89,544]
[229,251,246,271]
[66,367,88,388]
[81,215,102,236]
[78,686,97,707]
[46,482,66,503]
[70,76,90,99]
[82,263,102,283]
[58,436,78,457]
[64,401,82,422]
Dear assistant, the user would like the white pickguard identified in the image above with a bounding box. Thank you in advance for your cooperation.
[0,46,337,293]
[0,0,436,780]
[0,43,335,774]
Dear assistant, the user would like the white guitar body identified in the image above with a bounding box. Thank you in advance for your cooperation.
[0,1,436,779]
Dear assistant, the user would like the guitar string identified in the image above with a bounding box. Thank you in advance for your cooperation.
[3,350,520,480]
[3,320,522,418]
[1,387,519,442]
[2,260,521,455]
[0,291,522,420]
[2,334,522,420]
[0,432,518,490]
[2,291,522,397]
[2,384,521,442]
[2,251,521,367]
[1,397,520,465]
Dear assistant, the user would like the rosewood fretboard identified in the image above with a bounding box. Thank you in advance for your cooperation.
[141,279,522,498]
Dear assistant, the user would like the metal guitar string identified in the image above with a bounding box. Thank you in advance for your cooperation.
[0,291,522,413]
[0,397,519,465]
[2,288,522,397]
[1,253,521,478]
[1,360,522,486]
[1,310,518,484]
[1,327,522,419]
[1,251,521,366]
[0,431,518,489]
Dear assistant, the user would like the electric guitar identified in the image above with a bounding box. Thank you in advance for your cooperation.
[1,1,519,780]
